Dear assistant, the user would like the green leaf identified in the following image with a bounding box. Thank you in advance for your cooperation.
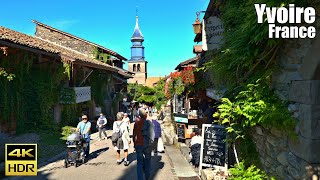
[222,118,230,124]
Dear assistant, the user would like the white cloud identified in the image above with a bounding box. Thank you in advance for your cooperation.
[49,20,79,30]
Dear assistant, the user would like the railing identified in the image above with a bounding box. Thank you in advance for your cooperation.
[60,86,91,104]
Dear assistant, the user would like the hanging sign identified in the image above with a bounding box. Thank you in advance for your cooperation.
[202,16,224,51]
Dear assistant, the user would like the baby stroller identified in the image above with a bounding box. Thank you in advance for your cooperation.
[64,132,86,168]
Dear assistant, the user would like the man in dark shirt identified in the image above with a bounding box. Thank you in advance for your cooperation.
[133,109,153,180]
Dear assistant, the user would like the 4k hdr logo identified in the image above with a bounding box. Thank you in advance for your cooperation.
[5,144,37,176]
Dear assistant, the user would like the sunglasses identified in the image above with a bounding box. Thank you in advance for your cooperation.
[82,118,87,120]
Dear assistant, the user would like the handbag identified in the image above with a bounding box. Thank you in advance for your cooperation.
[157,137,165,153]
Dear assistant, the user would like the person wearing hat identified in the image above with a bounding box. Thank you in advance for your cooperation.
[76,115,91,158]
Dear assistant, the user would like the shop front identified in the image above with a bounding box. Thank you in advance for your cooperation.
[173,91,212,141]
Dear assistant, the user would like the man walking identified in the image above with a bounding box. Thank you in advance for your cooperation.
[97,113,107,141]
[76,115,91,158]
[133,109,154,180]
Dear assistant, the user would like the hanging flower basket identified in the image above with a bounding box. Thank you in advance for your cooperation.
[181,65,195,85]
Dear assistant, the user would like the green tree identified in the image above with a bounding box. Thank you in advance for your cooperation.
[127,80,167,109]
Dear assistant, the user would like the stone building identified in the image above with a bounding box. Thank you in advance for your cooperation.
[192,1,320,179]
[0,21,132,133]
[127,16,147,85]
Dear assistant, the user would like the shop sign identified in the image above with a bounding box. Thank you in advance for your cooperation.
[202,16,224,51]
[174,116,188,123]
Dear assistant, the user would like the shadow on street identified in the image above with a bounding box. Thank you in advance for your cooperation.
[86,147,109,162]
[118,153,165,180]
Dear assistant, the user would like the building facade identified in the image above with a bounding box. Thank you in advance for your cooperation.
[0,21,133,134]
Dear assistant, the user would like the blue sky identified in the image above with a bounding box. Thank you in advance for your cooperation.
[1,0,209,77]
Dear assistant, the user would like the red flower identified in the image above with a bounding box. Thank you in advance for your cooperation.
[181,65,195,85]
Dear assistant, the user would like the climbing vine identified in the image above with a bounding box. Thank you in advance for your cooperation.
[88,70,112,111]
[60,104,80,127]
[0,48,67,133]
[93,47,111,64]
[63,62,71,80]
[0,48,15,81]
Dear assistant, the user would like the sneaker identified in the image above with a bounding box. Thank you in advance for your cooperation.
[116,160,121,165]
[124,160,129,166]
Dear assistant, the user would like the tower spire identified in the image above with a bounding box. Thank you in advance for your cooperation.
[131,8,144,39]
[136,5,138,17]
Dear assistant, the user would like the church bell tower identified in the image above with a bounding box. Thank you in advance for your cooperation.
[128,16,147,85]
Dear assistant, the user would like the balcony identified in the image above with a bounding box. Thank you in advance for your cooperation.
[60,86,91,104]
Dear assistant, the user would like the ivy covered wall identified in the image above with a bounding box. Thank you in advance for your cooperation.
[202,0,320,179]
[0,48,67,133]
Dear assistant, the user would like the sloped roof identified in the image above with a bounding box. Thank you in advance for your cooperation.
[112,66,134,78]
[0,26,118,72]
[131,16,144,40]
[175,56,200,70]
[145,77,162,88]
[32,20,127,61]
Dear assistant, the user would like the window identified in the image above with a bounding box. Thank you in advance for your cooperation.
[133,64,136,72]
[137,64,141,72]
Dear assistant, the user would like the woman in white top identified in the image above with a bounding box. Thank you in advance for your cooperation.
[113,112,131,166]
[190,129,202,146]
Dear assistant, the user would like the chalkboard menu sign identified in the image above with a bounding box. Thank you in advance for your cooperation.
[199,124,227,173]
[177,123,186,139]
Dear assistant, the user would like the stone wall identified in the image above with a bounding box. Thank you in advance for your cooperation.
[252,126,320,180]
[128,61,147,85]
[161,104,177,145]
[35,25,95,57]
[252,17,320,179]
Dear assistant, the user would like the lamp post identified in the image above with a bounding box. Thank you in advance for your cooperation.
[192,11,206,34]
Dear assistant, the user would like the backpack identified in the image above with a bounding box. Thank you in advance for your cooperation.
[142,120,155,148]
[96,117,107,129]
[111,121,123,143]
[98,118,106,125]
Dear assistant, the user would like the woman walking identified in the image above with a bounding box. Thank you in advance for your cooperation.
[113,112,131,166]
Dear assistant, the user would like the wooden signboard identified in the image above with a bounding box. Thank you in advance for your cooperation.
[176,123,186,139]
[199,124,227,174]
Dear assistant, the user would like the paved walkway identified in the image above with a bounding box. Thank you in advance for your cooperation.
[2,121,201,180]
[5,129,175,180]
[165,145,199,179]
